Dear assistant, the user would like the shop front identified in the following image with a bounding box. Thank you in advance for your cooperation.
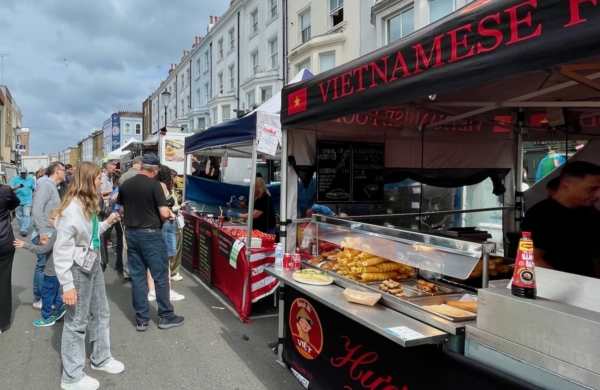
[269,0,600,389]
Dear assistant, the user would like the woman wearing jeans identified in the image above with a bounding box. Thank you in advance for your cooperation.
[53,162,123,390]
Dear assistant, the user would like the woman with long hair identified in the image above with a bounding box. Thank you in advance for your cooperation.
[53,162,123,390]
[228,177,276,234]
[146,166,184,301]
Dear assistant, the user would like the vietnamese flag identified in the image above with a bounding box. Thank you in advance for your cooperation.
[288,88,308,115]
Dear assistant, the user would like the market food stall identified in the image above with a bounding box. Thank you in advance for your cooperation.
[182,70,313,322]
[269,0,600,388]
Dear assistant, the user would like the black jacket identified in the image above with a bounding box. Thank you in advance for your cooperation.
[0,185,20,253]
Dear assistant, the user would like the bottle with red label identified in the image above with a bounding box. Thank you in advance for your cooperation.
[511,231,537,299]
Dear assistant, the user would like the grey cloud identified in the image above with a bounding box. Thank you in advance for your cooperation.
[1,0,226,154]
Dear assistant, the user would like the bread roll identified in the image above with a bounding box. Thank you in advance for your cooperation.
[359,271,399,282]
[360,257,387,266]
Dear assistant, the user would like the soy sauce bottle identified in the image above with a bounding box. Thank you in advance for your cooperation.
[511,231,537,299]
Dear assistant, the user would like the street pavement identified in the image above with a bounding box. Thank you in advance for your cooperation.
[0,223,303,390]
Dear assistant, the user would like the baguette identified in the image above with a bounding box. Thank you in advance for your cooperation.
[446,301,478,313]
[359,271,399,282]
[360,257,388,266]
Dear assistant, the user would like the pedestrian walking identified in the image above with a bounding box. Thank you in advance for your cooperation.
[53,161,124,390]
[10,166,35,237]
[146,166,184,301]
[169,168,186,282]
[31,162,65,310]
[117,153,185,331]
[14,209,67,327]
[0,182,20,335]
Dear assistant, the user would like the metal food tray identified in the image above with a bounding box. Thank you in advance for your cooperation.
[366,281,424,298]
[404,294,477,322]
[401,279,462,296]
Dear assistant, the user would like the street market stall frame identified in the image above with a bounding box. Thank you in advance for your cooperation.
[183,70,314,322]
[272,0,600,389]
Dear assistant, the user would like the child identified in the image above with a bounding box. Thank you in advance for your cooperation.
[14,209,66,327]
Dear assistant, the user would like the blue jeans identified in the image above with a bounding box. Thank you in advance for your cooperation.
[125,228,174,325]
[41,275,64,319]
[61,261,112,383]
[162,221,177,257]
[32,236,46,302]
[15,204,32,233]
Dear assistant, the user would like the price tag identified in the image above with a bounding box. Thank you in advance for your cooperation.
[411,202,420,209]
[257,125,280,156]
[385,326,424,341]
[229,239,245,269]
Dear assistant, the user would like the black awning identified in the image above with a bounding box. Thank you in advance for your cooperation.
[281,0,600,128]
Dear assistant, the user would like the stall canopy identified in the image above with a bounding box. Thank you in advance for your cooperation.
[107,137,138,159]
[281,0,600,131]
[185,69,314,157]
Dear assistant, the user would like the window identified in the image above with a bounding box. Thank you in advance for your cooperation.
[222,105,231,122]
[270,0,278,19]
[228,65,235,91]
[229,28,235,51]
[197,117,205,130]
[251,50,259,74]
[300,9,311,43]
[251,9,258,33]
[387,8,414,44]
[169,109,172,121]
[296,57,311,72]
[330,0,343,27]
[269,37,278,69]
[319,52,335,72]
[181,77,184,88]
[187,96,190,110]
[429,0,454,23]
[212,107,218,124]
[204,83,210,104]
[181,99,184,116]
[196,88,202,106]
[135,124,141,135]
[218,72,223,93]
[195,59,201,77]
[204,51,209,71]
[247,91,255,108]
[124,123,131,135]
[260,86,272,103]
[218,38,223,60]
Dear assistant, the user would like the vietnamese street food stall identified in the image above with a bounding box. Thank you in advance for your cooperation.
[266,1,600,389]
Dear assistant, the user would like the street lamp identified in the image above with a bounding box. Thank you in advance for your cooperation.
[13,126,22,166]
[161,89,171,128]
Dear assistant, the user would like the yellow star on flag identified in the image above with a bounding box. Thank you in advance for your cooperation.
[294,96,301,107]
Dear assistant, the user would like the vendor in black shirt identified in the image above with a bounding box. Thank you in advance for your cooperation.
[523,161,600,278]
[227,177,276,233]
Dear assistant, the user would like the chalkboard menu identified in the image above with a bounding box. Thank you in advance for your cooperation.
[316,142,352,203]
[351,143,385,203]
[181,213,199,273]
[217,229,235,261]
[316,141,385,203]
[197,218,212,286]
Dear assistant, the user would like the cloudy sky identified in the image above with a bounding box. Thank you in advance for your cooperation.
[0,0,228,154]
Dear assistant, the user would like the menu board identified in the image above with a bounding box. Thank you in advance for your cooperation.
[351,143,385,203]
[217,228,235,261]
[316,141,385,203]
[316,142,352,203]
[197,218,212,286]
[181,213,199,273]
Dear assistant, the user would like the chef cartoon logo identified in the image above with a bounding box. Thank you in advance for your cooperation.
[289,298,323,360]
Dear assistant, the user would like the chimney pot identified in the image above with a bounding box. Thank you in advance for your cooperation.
[210,15,214,24]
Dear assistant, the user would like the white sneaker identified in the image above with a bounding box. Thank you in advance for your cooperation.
[91,357,125,374]
[32,300,42,310]
[61,375,100,390]
[170,290,185,301]
[148,290,156,302]
[171,273,183,281]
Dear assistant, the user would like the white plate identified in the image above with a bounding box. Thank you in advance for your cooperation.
[292,272,334,286]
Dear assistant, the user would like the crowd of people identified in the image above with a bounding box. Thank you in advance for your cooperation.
[0,153,187,390]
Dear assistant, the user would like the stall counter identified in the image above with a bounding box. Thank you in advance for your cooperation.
[267,266,542,390]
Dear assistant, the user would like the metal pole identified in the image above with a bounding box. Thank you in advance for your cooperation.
[277,129,288,363]
[242,139,259,314]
